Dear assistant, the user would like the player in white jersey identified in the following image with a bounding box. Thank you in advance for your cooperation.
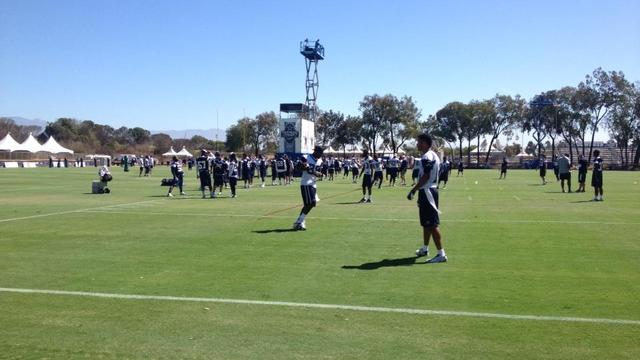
[408,134,447,263]
[293,146,324,231]
[227,153,240,198]
[359,150,374,203]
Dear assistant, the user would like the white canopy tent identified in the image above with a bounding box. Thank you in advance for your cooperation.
[516,151,533,158]
[0,133,20,151]
[162,147,178,157]
[176,146,193,157]
[470,144,504,154]
[13,133,45,153]
[40,136,74,154]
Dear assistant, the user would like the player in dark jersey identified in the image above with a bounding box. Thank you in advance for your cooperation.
[211,152,227,198]
[499,157,508,179]
[539,155,547,185]
[196,150,213,198]
[167,156,185,197]
[275,155,286,185]
[576,154,588,193]
[591,149,604,201]
[456,158,464,177]
[438,156,450,189]
[270,157,277,185]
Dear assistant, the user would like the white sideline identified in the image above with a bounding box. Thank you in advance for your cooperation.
[0,200,162,224]
[81,209,640,226]
[1,287,638,326]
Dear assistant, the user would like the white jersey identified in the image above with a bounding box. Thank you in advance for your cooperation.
[362,156,373,175]
[418,150,440,190]
[300,155,322,187]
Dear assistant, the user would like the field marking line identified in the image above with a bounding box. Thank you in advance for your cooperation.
[260,188,361,217]
[513,195,521,201]
[467,196,473,201]
[79,209,640,226]
[1,287,638,326]
[0,199,163,224]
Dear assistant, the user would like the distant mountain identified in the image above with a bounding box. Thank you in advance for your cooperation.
[5,116,48,129]
[150,128,226,141]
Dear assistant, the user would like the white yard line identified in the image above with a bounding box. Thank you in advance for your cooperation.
[80,209,640,226]
[0,200,162,224]
[513,195,521,201]
[0,287,638,326]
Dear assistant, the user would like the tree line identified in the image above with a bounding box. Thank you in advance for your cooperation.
[2,68,638,167]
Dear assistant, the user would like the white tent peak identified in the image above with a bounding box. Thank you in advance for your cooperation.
[162,147,178,156]
[41,136,74,154]
[176,146,193,157]
[14,132,44,153]
[0,133,20,151]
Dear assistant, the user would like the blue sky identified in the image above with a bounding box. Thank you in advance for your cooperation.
[1,0,638,139]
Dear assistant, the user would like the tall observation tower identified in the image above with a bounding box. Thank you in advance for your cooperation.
[300,39,324,122]
[278,39,325,157]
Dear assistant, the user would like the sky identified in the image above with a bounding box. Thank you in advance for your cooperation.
[1,0,639,141]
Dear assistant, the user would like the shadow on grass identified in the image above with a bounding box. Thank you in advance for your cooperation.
[333,201,365,205]
[253,228,298,234]
[571,200,597,203]
[342,256,421,270]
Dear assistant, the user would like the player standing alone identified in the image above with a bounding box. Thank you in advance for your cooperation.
[409,134,447,263]
[293,146,324,231]
[591,149,604,201]
[499,157,508,179]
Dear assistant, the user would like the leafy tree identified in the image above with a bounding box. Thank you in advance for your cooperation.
[151,133,173,153]
[435,102,472,163]
[359,94,394,157]
[387,95,421,155]
[576,68,629,161]
[468,100,494,165]
[486,94,525,164]
[253,111,278,156]
[316,110,343,147]
[331,115,362,158]
[129,127,151,144]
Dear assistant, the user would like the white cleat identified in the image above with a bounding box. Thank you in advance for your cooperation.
[415,246,429,257]
[167,193,173,197]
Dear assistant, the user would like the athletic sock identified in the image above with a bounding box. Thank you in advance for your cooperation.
[438,249,446,256]
[297,214,306,223]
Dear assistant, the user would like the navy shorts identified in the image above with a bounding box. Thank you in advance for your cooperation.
[418,188,440,228]
[560,172,571,181]
[591,173,603,187]
[578,172,586,183]
[301,186,317,207]
[199,172,211,188]
[214,174,224,187]
[362,174,372,188]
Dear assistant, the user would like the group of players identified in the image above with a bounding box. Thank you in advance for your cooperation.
[535,151,605,200]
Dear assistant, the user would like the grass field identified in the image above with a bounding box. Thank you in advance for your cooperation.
[1,166,639,359]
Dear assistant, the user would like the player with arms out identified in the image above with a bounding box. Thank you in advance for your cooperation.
[293,146,324,231]
[408,133,447,263]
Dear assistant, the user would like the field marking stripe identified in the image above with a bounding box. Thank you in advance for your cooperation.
[513,195,521,201]
[79,210,640,226]
[261,188,361,217]
[0,200,162,224]
[1,287,638,326]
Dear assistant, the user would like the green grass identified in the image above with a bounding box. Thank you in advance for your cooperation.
[1,166,639,359]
